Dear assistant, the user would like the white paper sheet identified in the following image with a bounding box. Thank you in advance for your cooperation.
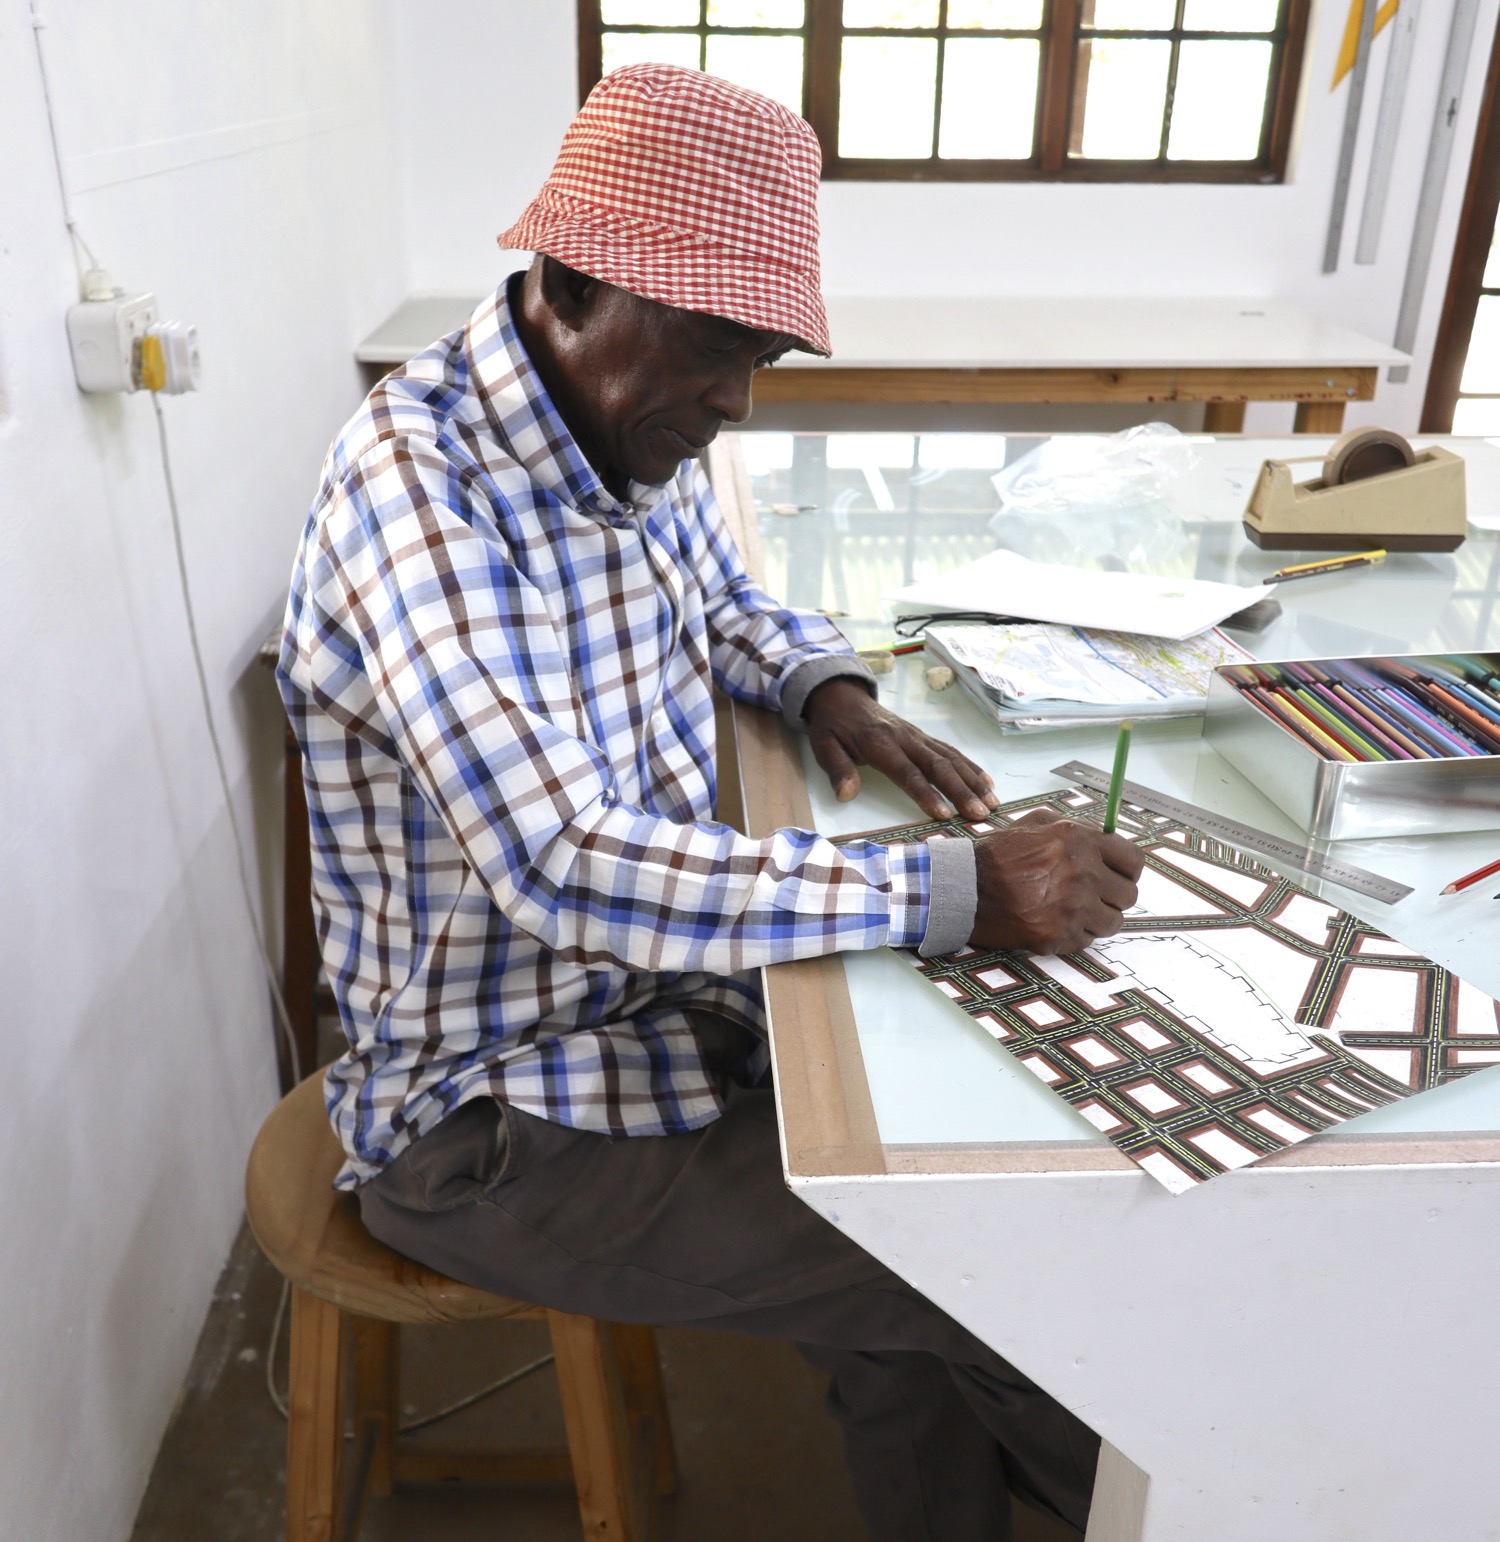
[889,550,1274,641]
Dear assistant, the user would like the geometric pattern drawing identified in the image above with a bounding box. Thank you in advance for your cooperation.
[850,786,1500,1193]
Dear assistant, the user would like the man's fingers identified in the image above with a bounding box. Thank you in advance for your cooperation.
[885,755,956,820]
[1100,831,1147,881]
[1095,868,1139,915]
[810,730,861,801]
[908,743,992,819]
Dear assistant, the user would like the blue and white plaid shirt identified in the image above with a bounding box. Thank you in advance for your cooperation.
[279,279,936,1187]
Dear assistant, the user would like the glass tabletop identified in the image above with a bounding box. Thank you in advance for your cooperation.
[741,431,1500,1150]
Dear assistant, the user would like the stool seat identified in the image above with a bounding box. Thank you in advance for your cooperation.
[245,1071,674,1542]
[247,1073,528,1325]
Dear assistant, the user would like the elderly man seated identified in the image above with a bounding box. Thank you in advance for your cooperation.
[278,62,1141,1541]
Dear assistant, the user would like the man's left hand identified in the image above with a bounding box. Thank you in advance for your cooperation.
[804,677,998,822]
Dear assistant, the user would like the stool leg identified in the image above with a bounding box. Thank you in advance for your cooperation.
[351,1318,399,1498]
[611,1324,677,1496]
[547,1310,648,1542]
[286,1287,347,1542]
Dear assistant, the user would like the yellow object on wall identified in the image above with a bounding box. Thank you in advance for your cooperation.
[1332,0,1400,88]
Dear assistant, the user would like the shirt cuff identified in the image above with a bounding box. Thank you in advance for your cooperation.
[917,836,977,958]
[780,653,878,730]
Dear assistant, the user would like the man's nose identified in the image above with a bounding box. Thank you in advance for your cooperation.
[703,359,756,425]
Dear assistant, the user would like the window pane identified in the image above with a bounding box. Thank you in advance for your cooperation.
[947,0,1044,26]
[839,36,938,156]
[1075,39,1170,157]
[602,30,703,72]
[1483,225,1500,288]
[938,38,1039,157]
[602,0,701,23]
[843,0,939,28]
[707,0,805,24]
[1085,0,1177,30]
[1451,397,1500,435]
[1182,0,1280,31]
[1459,297,1500,394]
[705,33,805,111]
[1167,40,1271,159]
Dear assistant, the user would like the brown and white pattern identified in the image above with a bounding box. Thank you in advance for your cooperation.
[851,787,1500,1193]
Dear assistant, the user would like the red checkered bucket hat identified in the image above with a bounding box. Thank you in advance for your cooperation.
[500,63,830,356]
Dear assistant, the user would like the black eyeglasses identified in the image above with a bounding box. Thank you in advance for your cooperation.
[892,611,1021,639]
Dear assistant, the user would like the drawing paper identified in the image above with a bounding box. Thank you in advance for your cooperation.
[888,549,1273,640]
[850,786,1500,1193]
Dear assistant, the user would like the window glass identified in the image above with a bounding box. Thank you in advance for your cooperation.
[1451,397,1500,434]
[1459,296,1500,394]
[1167,40,1271,160]
[1482,228,1500,288]
[947,0,1044,25]
[1086,0,1177,30]
[1074,39,1170,157]
[839,36,939,155]
[842,0,940,28]
[602,30,703,72]
[707,0,806,24]
[705,33,806,111]
[938,38,1039,158]
[603,0,701,23]
[1181,0,1279,30]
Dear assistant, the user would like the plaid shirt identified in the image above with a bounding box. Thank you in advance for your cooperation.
[279,280,935,1187]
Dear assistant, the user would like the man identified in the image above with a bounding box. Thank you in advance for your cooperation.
[279,63,1142,1540]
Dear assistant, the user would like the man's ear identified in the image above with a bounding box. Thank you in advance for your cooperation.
[535,256,599,333]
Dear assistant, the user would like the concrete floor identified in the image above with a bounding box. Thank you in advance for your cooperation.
[130,1223,1079,1541]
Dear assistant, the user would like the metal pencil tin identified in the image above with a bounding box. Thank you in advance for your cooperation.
[1204,653,1500,841]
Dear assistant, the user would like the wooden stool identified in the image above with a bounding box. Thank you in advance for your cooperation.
[245,1073,676,1542]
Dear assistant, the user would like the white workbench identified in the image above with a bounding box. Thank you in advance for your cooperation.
[716,431,1500,1542]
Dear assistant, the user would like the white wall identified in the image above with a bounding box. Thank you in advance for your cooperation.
[390,0,1500,435]
[0,2,407,1537]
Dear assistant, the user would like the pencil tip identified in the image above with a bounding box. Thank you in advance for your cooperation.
[1441,883,1458,894]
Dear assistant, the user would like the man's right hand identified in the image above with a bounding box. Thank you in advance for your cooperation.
[970,810,1145,956]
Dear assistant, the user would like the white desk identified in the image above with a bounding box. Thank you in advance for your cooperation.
[710,432,1500,1542]
[356,295,1408,433]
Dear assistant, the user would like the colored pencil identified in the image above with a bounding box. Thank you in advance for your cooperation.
[1326,682,1418,759]
[1243,685,1355,760]
[1330,683,1428,758]
[1441,855,1500,895]
[1262,685,1359,760]
[1270,549,1386,582]
[1102,721,1133,835]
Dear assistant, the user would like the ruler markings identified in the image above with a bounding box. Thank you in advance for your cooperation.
[1050,760,1414,905]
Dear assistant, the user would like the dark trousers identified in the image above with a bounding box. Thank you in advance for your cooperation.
[359,1083,1099,1541]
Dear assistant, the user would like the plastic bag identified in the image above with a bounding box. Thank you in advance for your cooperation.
[991,422,1199,515]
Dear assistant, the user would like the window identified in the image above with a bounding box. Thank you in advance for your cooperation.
[577,0,1310,182]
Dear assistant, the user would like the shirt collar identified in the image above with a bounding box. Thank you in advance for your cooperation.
[463,274,668,524]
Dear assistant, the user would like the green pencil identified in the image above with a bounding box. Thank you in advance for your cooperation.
[1103,721,1133,835]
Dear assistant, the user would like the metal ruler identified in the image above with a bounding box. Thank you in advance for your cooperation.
[1356,0,1421,265]
[1324,0,1378,274]
[1050,760,1414,905]
[1389,0,1481,381]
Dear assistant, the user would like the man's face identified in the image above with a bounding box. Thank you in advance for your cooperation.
[540,275,795,494]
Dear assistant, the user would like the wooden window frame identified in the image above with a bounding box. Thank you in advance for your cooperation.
[1421,17,1500,432]
[578,0,1310,184]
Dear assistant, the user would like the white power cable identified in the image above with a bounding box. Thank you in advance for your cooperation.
[262,1274,554,1433]
[29,0,99,287]
[150,395,303,1089]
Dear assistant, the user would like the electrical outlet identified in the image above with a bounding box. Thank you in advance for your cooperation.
[66,288,158,393]
[65,270,199,395]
